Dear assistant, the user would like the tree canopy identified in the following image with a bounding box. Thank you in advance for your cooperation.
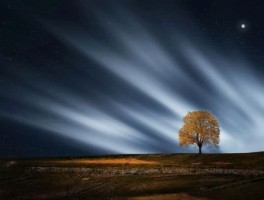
[178,111,220,154]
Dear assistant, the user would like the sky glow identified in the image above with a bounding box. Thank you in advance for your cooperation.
[1,1,264,156]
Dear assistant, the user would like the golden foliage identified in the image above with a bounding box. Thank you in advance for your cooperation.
[179,111,220,149]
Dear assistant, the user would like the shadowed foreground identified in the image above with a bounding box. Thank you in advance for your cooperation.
[1,152,264,199]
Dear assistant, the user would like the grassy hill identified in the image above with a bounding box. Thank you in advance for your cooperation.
[1,152,264,199]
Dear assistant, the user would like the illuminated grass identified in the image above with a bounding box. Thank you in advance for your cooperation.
[1,152,264,199]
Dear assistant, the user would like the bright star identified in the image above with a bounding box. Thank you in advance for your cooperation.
[241,24,246,29]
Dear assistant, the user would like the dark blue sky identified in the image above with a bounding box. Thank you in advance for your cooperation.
[1,0,264,157]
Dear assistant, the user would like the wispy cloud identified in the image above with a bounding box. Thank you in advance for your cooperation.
[1,2,264,154]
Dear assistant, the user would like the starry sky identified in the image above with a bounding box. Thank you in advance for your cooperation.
[1,0,264,157]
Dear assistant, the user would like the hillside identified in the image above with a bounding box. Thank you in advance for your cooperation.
[1,152,264,199]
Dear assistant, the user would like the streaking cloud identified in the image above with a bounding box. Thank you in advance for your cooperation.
[1,2,264,154]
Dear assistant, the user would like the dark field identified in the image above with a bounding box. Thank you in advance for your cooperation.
[1,152,264,200]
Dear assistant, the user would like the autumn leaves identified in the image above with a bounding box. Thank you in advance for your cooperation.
[179,111,220,154]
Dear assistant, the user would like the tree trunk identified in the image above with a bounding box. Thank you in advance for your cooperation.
[198,144,202,154]
[199,146,202,154]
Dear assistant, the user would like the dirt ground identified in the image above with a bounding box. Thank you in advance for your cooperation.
[131,193,207,200]
[1,153,264,200]
[55,158,158,165]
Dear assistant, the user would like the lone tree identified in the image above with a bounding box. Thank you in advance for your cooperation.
[178,111,220,154]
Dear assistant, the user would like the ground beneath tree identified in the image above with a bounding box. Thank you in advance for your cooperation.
[1,152,264,200]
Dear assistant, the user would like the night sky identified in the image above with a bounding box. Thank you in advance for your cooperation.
[1,0,264,157]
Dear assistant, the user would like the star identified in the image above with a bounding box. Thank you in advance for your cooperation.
[241,24,246,29]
